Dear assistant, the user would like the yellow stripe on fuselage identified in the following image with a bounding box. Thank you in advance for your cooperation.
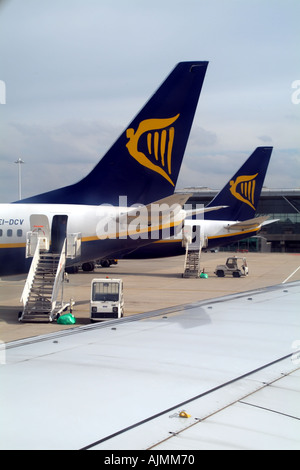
[82,218,183,242]
[207,227,259,240]
[153,227,259,244]
[0,242,26,249]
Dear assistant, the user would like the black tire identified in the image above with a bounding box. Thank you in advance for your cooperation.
[100,260,111,268]
[233,271,241,278]
[82,262,94,272]
[65,265,78,274]
[216,270,225,277]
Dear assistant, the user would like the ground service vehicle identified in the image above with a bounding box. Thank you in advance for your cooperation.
[90,278,124,321]
[215,257,248,278]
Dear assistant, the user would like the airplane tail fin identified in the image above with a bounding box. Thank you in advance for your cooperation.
[206,147,273,221]
[17,62,208,206]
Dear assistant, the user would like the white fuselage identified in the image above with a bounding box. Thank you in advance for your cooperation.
[0,202,261,276]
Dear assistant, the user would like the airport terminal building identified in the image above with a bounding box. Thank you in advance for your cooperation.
[180,187,300,253]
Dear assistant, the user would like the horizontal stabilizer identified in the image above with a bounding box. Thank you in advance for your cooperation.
[261,218,280,227]
[225,216,270,231]
[117,193,191,226]
[185,205,228,218]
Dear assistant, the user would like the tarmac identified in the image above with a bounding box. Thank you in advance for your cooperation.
[1,251,300,343]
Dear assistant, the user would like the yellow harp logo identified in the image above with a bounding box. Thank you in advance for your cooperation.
[126,114,180,186]
[229,173,258,210]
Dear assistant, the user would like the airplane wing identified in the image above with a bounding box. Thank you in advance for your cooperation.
[1,281,299,450]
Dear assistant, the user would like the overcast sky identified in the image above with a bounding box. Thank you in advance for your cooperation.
[0,0,299,203]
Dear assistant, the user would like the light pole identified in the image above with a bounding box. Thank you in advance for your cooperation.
[15,158,25,200]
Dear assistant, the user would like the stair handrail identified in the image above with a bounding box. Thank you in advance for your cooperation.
[20,238,41,306]
[183,242,189,273]
[51,239,67,314]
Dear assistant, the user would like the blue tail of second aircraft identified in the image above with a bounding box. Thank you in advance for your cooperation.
[206,147,273,221]
[17,62,208,206]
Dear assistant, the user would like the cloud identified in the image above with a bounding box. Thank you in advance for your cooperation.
[188,126,218,150]
[258,135,273,143]
[0,119,123,200]
[265,148,300,188]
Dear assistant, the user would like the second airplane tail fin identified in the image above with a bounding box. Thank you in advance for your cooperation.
[17,62,208,206]
[206,147,273,221]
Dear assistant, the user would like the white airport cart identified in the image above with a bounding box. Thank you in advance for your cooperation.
[90,278,124,321]
[215,256,249,278]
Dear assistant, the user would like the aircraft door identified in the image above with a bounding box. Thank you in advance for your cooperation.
[182,223,206,249]
[26,214,51,257]
[51,215,68,254]
[192,224,207,248]
[191,224,202,248]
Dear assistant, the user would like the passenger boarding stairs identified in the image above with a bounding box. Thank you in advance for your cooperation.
[183,244,202,278]
[182,224,206,278]
[20,231,81,322]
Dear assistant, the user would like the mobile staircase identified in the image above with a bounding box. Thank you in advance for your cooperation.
[19,232,81,322]
[182,224,206,278]
[183,243,202,278]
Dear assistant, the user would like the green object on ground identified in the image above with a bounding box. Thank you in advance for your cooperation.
[57,313,76,325]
